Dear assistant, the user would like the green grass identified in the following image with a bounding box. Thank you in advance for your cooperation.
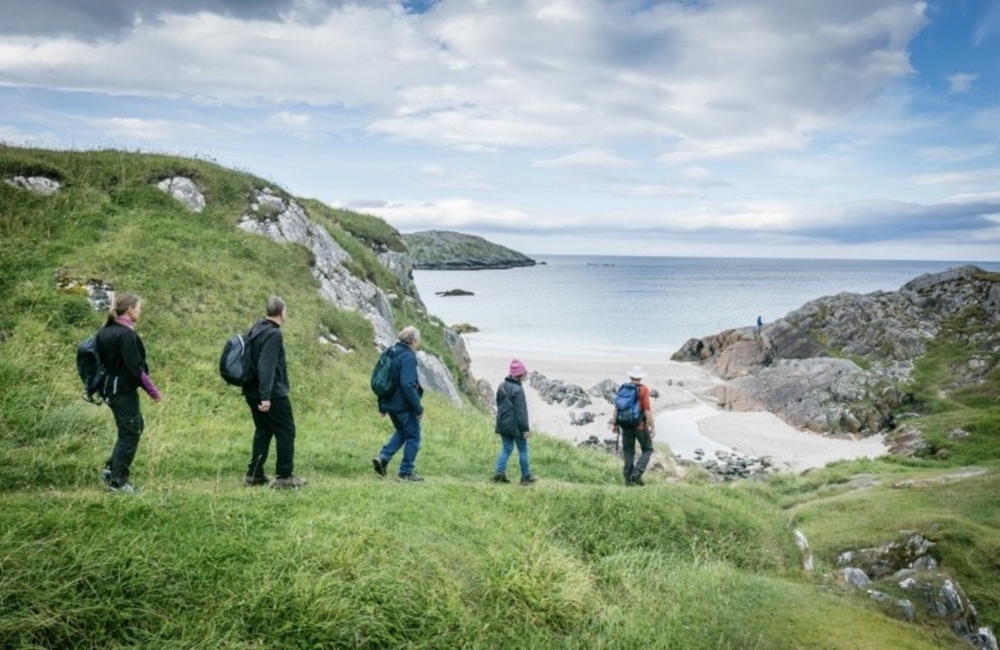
[0,145,995,649]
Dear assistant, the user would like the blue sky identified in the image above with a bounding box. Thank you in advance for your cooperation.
[1,0,999,260]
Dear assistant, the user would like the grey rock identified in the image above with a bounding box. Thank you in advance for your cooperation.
[416,350,463,407]
[838,567,871,587]
[5,175,60,195]
[156,177,205,212]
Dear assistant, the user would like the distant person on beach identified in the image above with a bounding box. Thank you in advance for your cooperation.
[372,326,426,482]
[611,366,655,486]
[755,315,763,336]
[492,359,537,485]
[96,292,162,494]
[243,296,306,489]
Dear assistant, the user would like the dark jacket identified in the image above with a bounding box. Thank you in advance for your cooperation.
[96,319,149,398]
[242,319,290,401]
[378,341,423,416]
[495,376,529,438]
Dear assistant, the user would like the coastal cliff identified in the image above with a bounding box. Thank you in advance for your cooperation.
[402,230,536,270]
[672,265,1000,439]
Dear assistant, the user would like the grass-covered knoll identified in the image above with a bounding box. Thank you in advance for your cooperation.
[0,146,995,649]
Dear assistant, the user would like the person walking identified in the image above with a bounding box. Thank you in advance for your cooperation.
[492,359,537,485]
[96,292,162,493]
[612,366,655,486]
[243,296,306,489]
[372,326,425,482]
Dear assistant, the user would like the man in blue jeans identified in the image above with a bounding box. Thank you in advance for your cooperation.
[372,326,425,482]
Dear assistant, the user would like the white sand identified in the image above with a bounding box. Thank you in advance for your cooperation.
[467,340,887,474]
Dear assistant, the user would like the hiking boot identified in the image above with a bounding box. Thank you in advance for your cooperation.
[630,474,645,487]
[100,467,112,486]
[372,456,387,477]
[492,472,510,483]
[109,482,140,494]
[520,474,538,486]
[397,473,425,482]
[243,474,270,487]
[271,475,307,489]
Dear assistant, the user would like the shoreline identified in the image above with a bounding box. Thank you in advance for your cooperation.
[465,338,888,474]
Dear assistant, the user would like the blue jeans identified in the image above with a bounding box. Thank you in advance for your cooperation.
[378,411,421,476]
[495,435,530,478]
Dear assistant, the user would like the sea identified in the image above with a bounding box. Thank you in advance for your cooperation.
[413,256,1000,358]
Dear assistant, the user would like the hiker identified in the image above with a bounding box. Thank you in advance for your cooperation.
[611,366,655,486]
[96,292,162,493]
[243,296,306,489]
[755,314,763,336]
[372,326,425,482]
[492,359,537,485]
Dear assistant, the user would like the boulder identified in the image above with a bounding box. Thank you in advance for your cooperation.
[156,176,205,213]
[4,175,60,196]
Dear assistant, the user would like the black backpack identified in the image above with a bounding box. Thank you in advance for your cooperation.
[614,383,643,427]
[219,328,258,387]
[76,333,106,404]
[370,347,397,398]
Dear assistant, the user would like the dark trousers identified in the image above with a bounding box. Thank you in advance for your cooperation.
[106,390,144,486]
[246,396,296,479]
[621,426,653,480]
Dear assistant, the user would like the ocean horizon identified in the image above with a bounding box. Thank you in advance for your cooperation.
[413,255,1000,359]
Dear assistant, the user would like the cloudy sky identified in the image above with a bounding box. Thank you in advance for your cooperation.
[2,0,999,260]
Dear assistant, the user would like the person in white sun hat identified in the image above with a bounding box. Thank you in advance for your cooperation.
[611,365,655,486]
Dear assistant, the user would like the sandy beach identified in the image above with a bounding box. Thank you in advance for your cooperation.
[467,340,888,474]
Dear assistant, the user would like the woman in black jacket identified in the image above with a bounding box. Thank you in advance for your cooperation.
[96,292,161,493]
[492,359,537,485]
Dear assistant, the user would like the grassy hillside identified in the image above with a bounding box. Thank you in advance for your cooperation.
[1,145,997,649]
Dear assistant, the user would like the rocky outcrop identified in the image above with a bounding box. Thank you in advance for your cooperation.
[141,183,467,407]
[402,230,536,270]
[672,266,1000,436]
[4,175,61,196]
[157,177,205,213]
[237,188,399,348]
[828,532,996,650]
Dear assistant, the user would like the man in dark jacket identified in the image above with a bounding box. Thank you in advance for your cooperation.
[243,296,305,489]
[372,326,425,482]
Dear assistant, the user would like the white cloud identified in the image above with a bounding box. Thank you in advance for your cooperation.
[534,148,636,169]
[913,167,1000,186]
[93,117,185,140]
[271,111,311,127]
[918,144,994,163]
[947,72,979,94]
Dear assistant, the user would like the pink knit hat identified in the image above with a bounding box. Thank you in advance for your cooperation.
[508,359,527,377]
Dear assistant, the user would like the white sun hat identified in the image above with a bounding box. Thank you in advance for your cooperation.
[626,366,647,379]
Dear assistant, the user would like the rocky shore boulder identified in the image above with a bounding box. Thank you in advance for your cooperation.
[672,266,1000,436]
[402,230,536,270]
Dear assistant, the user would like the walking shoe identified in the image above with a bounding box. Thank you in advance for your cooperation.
[372,456,387,477]
[109,482,140,494]
[492,472,510,483]
[630,474,645,487]
[624,478,634,487]
[271,475,307,489]
[100,468,112,486]
[243,474,270,487]
[520,474,538,486]
[397,473,425,482]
